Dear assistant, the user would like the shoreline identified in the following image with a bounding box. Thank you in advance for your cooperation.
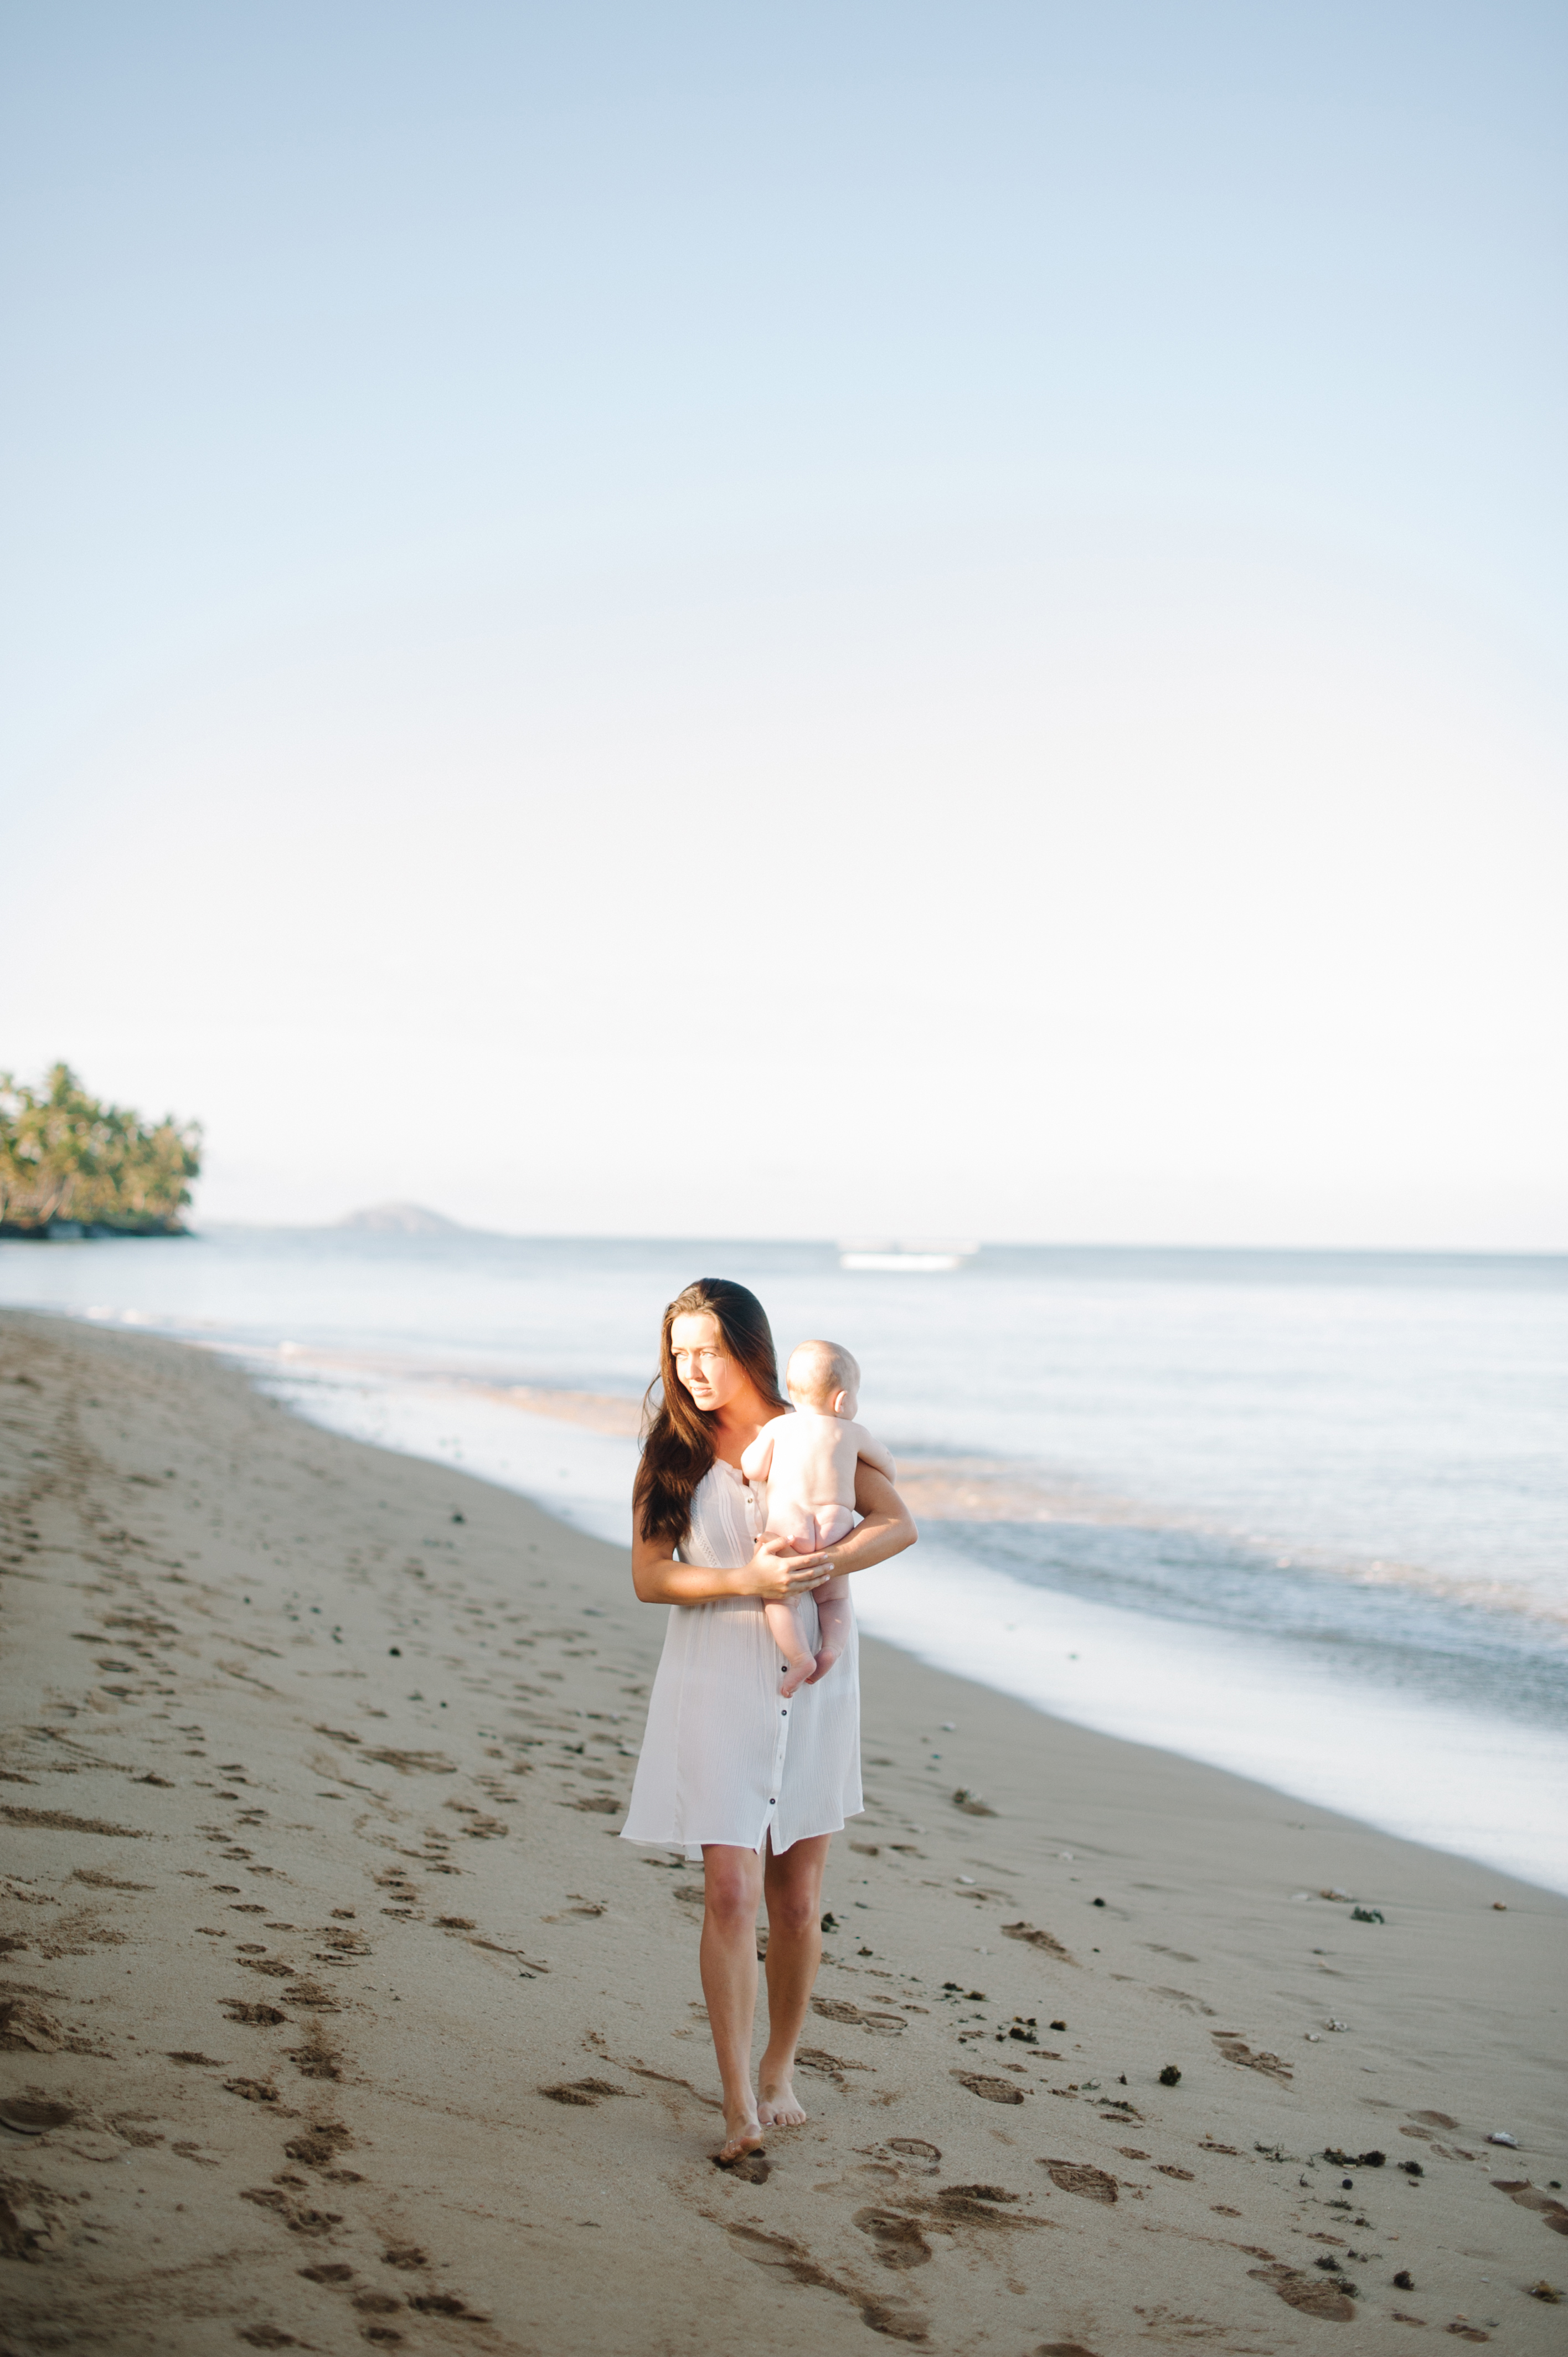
[3,1308,1566,2353]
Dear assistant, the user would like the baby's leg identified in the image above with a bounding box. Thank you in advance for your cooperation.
[806,1505,856,1682]
[763,1505,823,1697]
[807,1577,853,1681]
[764,1597,818,1698]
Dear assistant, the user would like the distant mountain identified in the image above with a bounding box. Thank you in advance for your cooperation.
[337,1202,465,1236]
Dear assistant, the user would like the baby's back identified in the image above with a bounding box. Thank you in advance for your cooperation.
[766,1409,866,1512]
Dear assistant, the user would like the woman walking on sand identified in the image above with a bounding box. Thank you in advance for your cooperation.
[621,1278,916,2163]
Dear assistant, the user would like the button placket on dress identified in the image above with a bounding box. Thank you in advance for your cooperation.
[746,1471,793,1827]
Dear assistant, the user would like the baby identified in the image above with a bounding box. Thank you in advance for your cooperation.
[741,1339,895,1697]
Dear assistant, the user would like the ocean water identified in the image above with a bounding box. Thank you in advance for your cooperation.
[4,1228,1565,1890]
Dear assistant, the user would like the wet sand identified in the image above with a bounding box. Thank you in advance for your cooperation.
[2,1307,1565,2354]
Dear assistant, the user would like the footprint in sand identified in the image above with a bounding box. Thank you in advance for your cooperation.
[813,1996,907,2035]
[539,2078,638,2107]
[1211,2030,1292,2083]
[952,2071,1027,2106]
[0,2097,73,2133]
[223,2076,282,2106]
[0,1804,148,1839]
[288,2023,343,2080]
[925,2186,1044,2236]
[284,2121,353,2167]
[278,1977,339,2013]
[1002,1922,1076,1963]
[1040,2161,1118,2205]
[1247,2262,1356,2321]
[797,2046,875,2086]
[724,2224,927,2343]
[442,1800,509,1839]
[1493,2180,1568,2236]
[239,2186,343,2237]
[854,2209,933,2268]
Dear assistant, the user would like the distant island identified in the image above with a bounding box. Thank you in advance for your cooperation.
[337,1202,466,1236]
[0,1063,201,1237]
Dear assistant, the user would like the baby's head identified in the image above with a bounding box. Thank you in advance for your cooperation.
[786,1339,860,1421]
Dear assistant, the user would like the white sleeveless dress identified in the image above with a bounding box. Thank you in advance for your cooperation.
[620,1459,864,1856]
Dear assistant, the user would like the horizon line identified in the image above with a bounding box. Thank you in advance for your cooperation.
[176,1221,1568,1263]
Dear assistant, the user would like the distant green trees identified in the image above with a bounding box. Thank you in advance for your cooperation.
[0,1064,202,1236]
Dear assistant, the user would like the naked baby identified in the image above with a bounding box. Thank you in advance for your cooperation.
[741,1339,895,1697]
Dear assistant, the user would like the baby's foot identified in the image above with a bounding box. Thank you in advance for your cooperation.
[716,2099,766,2163]
[756,2072,807,2129]
[778,1654,816,1699]
[804,1644,843,1685]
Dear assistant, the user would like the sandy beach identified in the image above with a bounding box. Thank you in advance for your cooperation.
[2,1308,1565,2355]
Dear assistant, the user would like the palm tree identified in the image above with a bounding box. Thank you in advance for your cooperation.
[0,1064,202,1234]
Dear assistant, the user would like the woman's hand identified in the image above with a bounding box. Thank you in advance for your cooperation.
[744,1535,834,1602]
[630,1470,914,1607]
[631,1526,833,1605]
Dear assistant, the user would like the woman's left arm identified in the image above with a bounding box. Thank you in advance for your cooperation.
[824,1463,917,1576]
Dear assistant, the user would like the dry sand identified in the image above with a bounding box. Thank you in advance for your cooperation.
[2,1307,1565,2356]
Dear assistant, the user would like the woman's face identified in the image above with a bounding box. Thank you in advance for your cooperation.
[669,1310,745,1414]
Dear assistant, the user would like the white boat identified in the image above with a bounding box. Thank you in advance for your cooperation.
[838,1241,978,1273]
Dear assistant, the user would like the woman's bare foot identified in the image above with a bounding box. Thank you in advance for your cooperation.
[756,2071,807,2128]
[717,2099,766,2162]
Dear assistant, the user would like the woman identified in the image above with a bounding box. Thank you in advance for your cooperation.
[621,1278,917,2162]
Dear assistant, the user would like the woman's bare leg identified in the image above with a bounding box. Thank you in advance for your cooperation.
[700,1844,766,2159]
[756,1833,831,2128]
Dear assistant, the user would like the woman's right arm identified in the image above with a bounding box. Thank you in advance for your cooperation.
[631,1522,834,1607]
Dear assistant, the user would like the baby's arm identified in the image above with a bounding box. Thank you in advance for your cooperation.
[740,1423,779,1484]
[852,1424,896,1482]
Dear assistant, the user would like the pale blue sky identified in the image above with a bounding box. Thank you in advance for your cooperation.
[4,4,1565,1242]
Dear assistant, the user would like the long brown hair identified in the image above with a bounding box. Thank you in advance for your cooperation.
[634,1278,786,1547]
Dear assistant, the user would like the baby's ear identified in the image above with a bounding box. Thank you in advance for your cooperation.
[830,1389,849,1417]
